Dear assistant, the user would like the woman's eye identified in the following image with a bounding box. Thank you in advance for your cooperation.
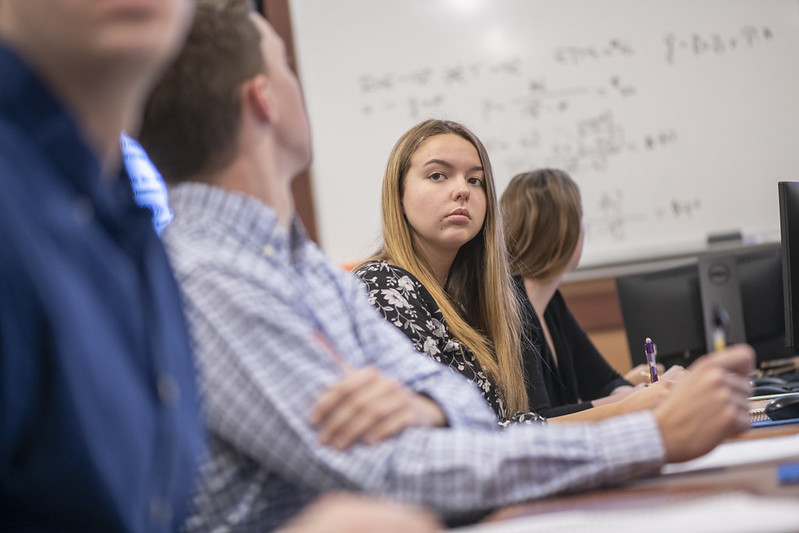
[428,172,445,181]
[468,177,484,187]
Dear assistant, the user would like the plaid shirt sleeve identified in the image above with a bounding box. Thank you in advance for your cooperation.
[175,247,665,520]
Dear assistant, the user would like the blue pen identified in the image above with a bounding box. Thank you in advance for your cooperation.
[645,337,658,383]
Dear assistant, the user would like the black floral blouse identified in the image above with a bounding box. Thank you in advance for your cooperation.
[354,260,545,426]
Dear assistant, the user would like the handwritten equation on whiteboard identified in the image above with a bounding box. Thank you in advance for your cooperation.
[583,188,703,243]
[353,25,775,243]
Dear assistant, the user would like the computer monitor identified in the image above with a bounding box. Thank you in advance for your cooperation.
[616,243,788,369]
[779,181,799,351]
[617,261,705,369]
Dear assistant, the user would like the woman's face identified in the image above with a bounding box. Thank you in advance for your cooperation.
[401,133,487,263]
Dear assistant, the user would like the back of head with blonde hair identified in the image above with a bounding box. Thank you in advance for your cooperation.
[501,168,583,282]
[370,119,528,415]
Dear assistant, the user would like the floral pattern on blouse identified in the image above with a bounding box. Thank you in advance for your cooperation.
[354,260,545,426]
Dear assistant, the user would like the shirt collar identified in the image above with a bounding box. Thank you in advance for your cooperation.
[168,182,308,262]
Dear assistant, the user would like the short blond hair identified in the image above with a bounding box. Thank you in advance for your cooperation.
[501,169,582,281]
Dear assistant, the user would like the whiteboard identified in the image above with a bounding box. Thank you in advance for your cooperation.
[289,0,799,268]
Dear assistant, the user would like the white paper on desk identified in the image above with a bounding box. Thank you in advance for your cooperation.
[450,492,799,533]
[662,433,799,475]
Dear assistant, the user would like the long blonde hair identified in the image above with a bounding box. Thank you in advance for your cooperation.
[369,119,528,414]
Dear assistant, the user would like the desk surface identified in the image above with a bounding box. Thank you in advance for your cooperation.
[484,424,799,525]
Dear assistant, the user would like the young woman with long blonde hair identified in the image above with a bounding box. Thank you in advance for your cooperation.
[355,119,536,422]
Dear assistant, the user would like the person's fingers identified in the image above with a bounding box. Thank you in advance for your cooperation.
[650,379,671,390]
[660,364,685,381]
[699,366,750,430]
[716,391,750,436]
[731,399,752,433]
[361,407,417,445]
[326,386,410,449]
[624,364,651,384]
[316,373,399,445]
[621,379,671,411]
[726,372,754,398]
[310,366,381,426]
[654,357,754,463]
[311,364,448,449]
[700,344,755,377]
[725,375,754,436]
[311,375,361,427]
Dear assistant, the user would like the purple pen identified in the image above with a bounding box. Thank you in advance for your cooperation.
[644,337,658,383]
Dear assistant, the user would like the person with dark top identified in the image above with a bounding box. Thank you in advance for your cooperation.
[514,277,633,418]
[0,1,205,531]
[501,169,679,420]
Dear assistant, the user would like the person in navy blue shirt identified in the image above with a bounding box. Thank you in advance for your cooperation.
[0,1,204,531]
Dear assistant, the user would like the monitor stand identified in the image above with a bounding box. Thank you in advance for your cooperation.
[698,254,747,353]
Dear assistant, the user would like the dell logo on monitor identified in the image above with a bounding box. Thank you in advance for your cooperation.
[707,261,732,286]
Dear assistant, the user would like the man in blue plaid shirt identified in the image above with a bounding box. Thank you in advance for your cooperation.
[140,1,755,531]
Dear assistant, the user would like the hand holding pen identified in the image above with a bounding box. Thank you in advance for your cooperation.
[653,344,754,463]
[624,362,666,386]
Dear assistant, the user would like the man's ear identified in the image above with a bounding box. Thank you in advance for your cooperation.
[243,74,276,124]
